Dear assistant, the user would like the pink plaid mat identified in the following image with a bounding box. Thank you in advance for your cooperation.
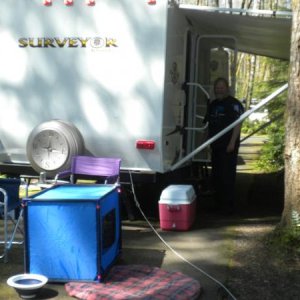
[65,264,201,300]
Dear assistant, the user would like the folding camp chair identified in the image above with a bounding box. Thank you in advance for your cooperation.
[0,178,23,263]
[54,156,135,220]
[55,156,122,184]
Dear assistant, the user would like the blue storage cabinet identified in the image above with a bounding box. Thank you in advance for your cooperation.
[23,184,121,282]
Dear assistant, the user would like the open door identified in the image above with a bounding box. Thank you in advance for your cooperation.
[183,34,237,165]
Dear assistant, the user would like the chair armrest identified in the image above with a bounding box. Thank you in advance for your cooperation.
[20,175,39,185]
[20,175,42,196]
[0,187,8,208]
[54,170,72,182]
[104,175,120,185]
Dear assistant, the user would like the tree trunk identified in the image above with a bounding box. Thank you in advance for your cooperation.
[240,0,246,9]
[282,0,300,228]
[247,55,257,110]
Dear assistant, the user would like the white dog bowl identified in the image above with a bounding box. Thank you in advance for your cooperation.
[7,274,48,299]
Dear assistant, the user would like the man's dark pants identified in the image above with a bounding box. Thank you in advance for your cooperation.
[211,147,239,212]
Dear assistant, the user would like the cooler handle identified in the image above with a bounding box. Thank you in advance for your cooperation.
[167,205,181,212]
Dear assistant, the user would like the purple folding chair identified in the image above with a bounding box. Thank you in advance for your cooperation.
[55,155,136,220]
[55,156,121,184]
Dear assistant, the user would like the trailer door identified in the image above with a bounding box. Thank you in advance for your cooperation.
[184,34,237,165]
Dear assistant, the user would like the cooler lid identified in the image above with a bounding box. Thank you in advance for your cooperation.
[159,185,196,204]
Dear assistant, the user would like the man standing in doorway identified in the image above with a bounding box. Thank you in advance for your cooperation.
[206,77,244,214]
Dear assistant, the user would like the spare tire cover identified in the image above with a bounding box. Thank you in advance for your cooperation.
[26,120,85,177]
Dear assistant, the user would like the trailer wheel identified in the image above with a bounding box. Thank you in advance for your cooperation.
[26,120,85,177]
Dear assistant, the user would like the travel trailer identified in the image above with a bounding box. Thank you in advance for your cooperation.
[0,0,291,182]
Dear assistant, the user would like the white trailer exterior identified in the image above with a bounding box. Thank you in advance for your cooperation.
[0,0,291,179]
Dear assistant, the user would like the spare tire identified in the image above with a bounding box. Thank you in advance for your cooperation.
[26,120,85,177]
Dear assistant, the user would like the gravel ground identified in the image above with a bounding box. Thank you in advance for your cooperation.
[223,170,300,300]
[226,220,300,300]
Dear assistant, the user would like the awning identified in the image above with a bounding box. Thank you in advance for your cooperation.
[179,5,292,60]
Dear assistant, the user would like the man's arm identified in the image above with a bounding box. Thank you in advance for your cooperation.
[227,122,242,153]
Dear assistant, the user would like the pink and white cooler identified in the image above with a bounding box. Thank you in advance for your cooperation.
[159,185,196,231]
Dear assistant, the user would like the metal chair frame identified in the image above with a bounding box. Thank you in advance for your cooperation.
[0,178,23,263]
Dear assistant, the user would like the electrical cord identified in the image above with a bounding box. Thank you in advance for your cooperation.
[128,171,237,300]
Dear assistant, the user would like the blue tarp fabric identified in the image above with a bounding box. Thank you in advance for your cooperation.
[24,184,120,282]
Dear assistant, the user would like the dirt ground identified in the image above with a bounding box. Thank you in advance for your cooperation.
[223,171,300,300]
[226,219,300,300]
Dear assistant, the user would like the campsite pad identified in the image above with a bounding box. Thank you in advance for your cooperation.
[65,264,201,300]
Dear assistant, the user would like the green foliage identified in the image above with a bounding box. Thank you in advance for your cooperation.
[256,121,285,172]
[255,88,286,172]
[267,230,300,258]
[252,58,288,104]
[241,119,268,135]
[238,56,288,172]
[291,210,300,235]
[267,211,300,256]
